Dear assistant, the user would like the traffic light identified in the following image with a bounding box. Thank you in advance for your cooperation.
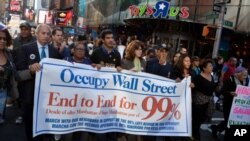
[202,25,209,37]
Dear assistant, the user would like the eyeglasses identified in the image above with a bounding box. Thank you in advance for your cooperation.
[75,48,84,51]
[0,37,6,41]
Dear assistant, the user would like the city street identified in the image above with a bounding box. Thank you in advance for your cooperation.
[0,105,225,141]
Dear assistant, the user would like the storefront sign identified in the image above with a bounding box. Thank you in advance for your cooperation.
[129,1,189,19]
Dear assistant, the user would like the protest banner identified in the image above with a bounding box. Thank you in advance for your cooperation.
[33,58,192,137]
[228,85,250,126]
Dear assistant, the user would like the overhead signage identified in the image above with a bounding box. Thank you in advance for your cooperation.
[213,4,227,14]
[129,1,189,19]
[224,20,233,27]
[206,14,219,20]
[214,0,231,4]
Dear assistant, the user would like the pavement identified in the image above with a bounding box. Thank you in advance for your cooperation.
[0,105,225,141]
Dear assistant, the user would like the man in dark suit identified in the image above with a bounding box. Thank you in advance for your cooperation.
[15,24,61,141]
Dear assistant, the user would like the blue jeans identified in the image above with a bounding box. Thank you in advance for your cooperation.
[0,89,7,118]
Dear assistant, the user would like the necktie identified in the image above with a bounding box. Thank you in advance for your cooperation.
[41,46,46,60]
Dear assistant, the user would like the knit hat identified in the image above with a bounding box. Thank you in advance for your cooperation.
[235,67,247,73]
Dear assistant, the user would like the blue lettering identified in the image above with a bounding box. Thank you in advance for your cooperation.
[75,75,82,84]
[153,1,170,18]
[142,79,177,94]
[82,76,89,84]
[60,69,74,83]
[142,79,151,92]
[113,74,126,86]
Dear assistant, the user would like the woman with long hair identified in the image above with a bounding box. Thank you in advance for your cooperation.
[122,40,146,72]
[192,59,216,140]
[120,40,145,141]
[0,23,17,124]
[171,54,192,82]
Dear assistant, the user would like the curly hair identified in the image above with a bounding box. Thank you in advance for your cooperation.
[124,40,144,61]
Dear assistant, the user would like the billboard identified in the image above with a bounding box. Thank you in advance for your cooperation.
[55,10,73,26]
[38,10,54,24]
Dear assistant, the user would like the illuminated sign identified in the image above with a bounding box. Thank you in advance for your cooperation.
[55,10,73,26]
[129,1,189,19]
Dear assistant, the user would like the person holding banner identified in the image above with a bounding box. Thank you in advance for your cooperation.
[211,67,249,140]
[122,40,146,72]
[90,29,121,141]
[64,43,92,65]
[90,29,122,72]
[170,54,194,141]
[146,45,173,78]
[171,54,192,82]
[121,40,145,141]
[0,23,18,124]
[15,24,61,141]
[64,42,92,141]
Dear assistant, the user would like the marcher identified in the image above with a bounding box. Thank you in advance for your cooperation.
[64,43,92,141]
[90,29,122,141]
[211,67,249,140]
[0,23,18,124]
[192,59,216,140]
[146,45,173,78]
[121,40,145,141]
[15,24,61,141]
[13,22,36,124]
[51,27,71,58]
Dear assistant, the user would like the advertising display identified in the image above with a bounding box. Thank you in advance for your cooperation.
[38,10,53,24]
[55,10,73,26]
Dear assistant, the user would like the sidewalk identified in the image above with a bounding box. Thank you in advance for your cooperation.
[0,106,26,141]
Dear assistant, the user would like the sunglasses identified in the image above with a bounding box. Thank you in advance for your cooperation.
[0,37,7,41]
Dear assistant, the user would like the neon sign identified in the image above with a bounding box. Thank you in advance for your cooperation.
[129,1,189,19]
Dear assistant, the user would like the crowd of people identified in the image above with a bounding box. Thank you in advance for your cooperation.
[0,21,249,141]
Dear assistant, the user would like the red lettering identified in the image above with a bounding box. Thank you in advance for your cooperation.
[129,5,139,16]
[179,7,189,19]
[48,92,61,106]
[146,6,154,16]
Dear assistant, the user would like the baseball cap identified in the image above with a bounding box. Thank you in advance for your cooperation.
[20,22,31,29]
[157,45,169,52]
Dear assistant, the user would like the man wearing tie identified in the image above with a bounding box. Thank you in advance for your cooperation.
[15,24,61,141]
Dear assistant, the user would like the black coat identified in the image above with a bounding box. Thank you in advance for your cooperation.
[15,41,61,105]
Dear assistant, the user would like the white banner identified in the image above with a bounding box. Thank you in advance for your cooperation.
[33,58,192,137]
[228,85,250,127]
